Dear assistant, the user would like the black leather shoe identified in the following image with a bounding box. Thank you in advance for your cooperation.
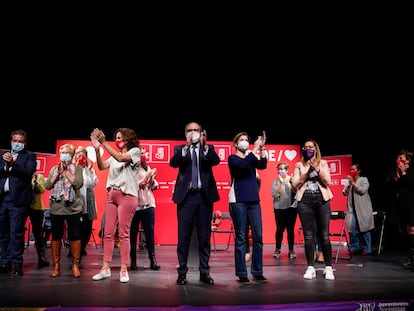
[253,275,268,283]
[150,258,160,271]
[130,262,138,271]
[12,266,23,276]
[0,263,12,273]
[238,277,250,285]
[38,257,50,268]
[200,273,214,285]
[176,274,187,285]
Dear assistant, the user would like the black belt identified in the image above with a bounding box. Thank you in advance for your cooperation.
[303,190,322,198]
[304,190,321,195]
[189,188,202,192]
[108,186,121,191]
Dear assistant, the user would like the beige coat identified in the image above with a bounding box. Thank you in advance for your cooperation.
[291,159,333,202]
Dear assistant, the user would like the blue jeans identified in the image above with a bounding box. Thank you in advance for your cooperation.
[229,202,263,278]
[297,192,333,266]
[349,212,372,253]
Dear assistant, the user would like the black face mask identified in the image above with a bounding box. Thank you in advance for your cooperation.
[302,149,315,161]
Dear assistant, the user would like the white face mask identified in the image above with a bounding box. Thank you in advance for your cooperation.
[190,131,200,144]
[237,140,249,152]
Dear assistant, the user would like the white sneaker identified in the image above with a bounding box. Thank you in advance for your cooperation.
[324,266,335,280]
[120,270,129,283]
[92,268,111,281]
[303,266,316,280]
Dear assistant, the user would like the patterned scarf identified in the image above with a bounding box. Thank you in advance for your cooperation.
[50,164,76,202]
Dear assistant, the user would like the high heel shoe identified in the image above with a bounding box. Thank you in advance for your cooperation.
[150,257,160,270]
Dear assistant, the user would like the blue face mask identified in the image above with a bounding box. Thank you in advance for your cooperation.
[60,153,72,162]
[11,142,25,153]
[278,169,287,177]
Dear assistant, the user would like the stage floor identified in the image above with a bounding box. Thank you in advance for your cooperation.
[0,243,413,310]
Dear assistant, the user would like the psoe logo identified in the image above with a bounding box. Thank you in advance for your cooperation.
[36,156,47,173]
[215,145,231,164]
[327,159,341,176]
[151,144,170,163]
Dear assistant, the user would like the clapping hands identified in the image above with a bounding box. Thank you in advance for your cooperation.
[254,131,266,150]
[91,128,105,148]
[140,168,157,188]
[200,130,207,147]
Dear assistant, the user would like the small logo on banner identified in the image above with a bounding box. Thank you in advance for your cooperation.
[150,144,170,163]
[327,159,341,176]
[215,145,231,164]
[36,156,47,173]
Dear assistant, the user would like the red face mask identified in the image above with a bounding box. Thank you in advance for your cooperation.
[397,159,407,166]
[349,170,358,177]
[77,156,87,166]
[115,140,125,150]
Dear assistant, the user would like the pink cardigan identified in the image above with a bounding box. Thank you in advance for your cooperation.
[291,159,333,202]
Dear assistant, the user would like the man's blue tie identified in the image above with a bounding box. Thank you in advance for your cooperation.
[191,145,198,188]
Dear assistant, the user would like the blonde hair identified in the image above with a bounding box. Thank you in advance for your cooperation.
[75,146,87,156]
[277,162,289,171]
[59,143,75,155]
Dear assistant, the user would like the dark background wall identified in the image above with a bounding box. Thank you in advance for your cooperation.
[2,1,411,249]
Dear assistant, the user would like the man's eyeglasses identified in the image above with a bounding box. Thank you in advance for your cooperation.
[186,129,200,133]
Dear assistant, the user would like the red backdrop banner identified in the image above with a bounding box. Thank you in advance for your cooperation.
[47,141,351,245]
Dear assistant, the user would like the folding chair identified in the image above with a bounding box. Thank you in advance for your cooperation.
[90,228,99,249]
[373,210,386,255]
[329,210,352,263]
[211,212,235,252]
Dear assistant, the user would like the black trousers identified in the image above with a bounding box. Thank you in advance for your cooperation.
[176,191,213,275]
[130,207,156,260]
[297,192,332,266]
[27,208,46,258]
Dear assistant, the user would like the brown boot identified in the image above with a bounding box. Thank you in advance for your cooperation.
[70,240,81,278]
[50,240,61,277]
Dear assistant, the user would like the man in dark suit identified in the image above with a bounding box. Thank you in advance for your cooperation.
[0,129,37,276]
[170,121,220,285]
